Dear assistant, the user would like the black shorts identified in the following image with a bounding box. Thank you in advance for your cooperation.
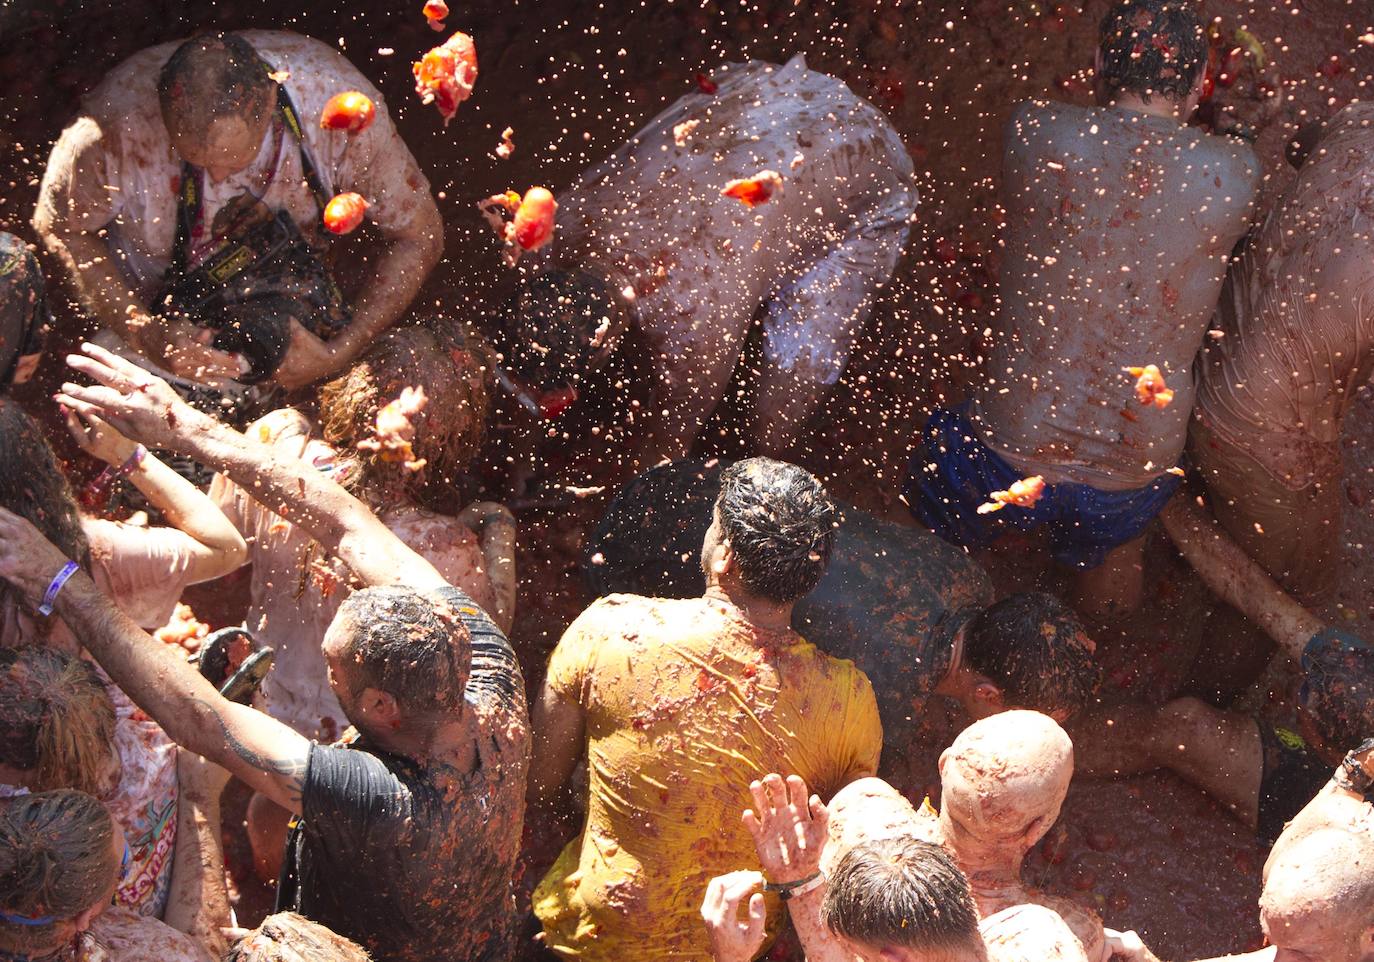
[1256,725,1329,843]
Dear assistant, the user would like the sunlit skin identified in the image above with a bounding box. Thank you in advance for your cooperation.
[166,98,275,185]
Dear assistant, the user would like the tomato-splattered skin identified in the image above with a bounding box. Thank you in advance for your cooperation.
[1192,102,1374,600]
[972,100,1259,491]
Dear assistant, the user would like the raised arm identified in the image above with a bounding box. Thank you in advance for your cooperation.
[527,678,586,809]
[58,342,447,594]
[1159,496,1324,661]
[164,749,233,960]
[67,409,247,583]
[0,506,310,815]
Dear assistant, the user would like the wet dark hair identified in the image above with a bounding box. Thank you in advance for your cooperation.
[0,791,117,950]
[158,33,274,142]
[822,836,984,956]
[963,592,1102,720]
[1098,0,1207,103]
[1299,627,1374,755]
[715,458,836,604]
[0,399,90,638]
[0,232,52,391]
[332,586,472,722]
[491,269,623,391]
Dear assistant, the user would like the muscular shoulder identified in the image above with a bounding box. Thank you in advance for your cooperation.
[981,903,1094,962]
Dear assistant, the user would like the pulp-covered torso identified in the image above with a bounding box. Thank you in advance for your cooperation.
[975,101,1257,488]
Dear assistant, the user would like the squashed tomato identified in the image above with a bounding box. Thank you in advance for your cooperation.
[512,187,557,252]
[977,475,1046,514]
[413,31,478,125]
[422,0,448,31]
[322,192,368,235]
[721,169,783,208]
[319,91,376,133]
[1123,364,1174,408]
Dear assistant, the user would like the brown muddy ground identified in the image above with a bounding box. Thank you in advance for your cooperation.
[3,0,1373,957]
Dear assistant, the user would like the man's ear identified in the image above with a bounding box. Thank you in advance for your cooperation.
[714,540,735,577]
[971,679,1006,714]
[73,905,99,933]
[359,687,403,729]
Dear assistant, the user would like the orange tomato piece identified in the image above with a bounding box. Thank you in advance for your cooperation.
[1123,364,1174,408]
[422,0,449,30]
[413,32,478,125]
[319,91,376,133]
[322,192,368,235]
[512,187,558,252]
[721,169,783,208]
[977,475,1046,514]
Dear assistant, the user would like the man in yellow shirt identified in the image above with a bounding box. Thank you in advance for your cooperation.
[529,457,882,961]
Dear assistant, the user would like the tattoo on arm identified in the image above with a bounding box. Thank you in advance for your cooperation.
[194,699,308,803]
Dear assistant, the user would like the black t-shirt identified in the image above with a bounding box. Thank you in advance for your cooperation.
[276,588,530,962]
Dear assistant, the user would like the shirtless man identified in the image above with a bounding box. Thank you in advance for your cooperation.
[907,0,1259,618]
[1109,741,1374,962]
[702,749,1096,962]
[1073,497,1374,843]
[1191,103,1374,604]
[490,54,916,470]
[821,713,1106,962]
[34,32,442,395]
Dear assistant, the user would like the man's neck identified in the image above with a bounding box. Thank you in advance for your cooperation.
[367,718,478,775]
[1104,92,1187,123]
[702,584,794,632]
[939,813,1026,892]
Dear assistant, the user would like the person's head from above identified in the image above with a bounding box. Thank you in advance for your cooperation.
[1297,628,1374,765]
[0,233,53,392]
[227,912,372,962]
[0,646,118,798]
[158,32,277,183]
[938,593,1102,724]
[1095,0,1207,118]
[1260,827,1374,962]
[701,457,838,610]
[937,711,1074,866]
[822,836,988,962]
[319,322,491,512]
[320,585,473,755]
[0,790,128,957]
[0,398,89,647]
[489,267,635,420]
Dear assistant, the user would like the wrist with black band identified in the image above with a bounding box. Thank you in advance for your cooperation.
[1334,737,1374,800]
[763,870,825,902]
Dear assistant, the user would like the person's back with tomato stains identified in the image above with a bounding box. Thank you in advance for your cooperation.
[907,0,1258,621]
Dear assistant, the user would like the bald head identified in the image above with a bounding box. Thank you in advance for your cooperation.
[158,34,275,178]
[939,711,1074,850]
[1261,828,1374,962]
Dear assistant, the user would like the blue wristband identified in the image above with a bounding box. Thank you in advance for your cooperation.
[37,561,79,617]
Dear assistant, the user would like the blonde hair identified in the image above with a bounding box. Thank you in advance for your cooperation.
[0,791,118,952]
[0,646,117,797]
[317,321,492,512]
[227,913,371,962]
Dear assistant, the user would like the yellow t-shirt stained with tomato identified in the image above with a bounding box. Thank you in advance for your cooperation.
[533,594,882,962]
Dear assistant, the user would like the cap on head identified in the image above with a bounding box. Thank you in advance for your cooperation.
[940,710,1074,843]
[1098,0,1207,103]
[1299,627,1374,757]
[0,232,52,390]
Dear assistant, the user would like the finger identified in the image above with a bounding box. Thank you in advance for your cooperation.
[746,892,766,933]
[748,780,769,820]
[63,409,87,446]
[702,876,725,917]
[66,352,133,390]
[722,871,762,902]
[741,808,762,843]
[785,774,808,815]
[80,340,147,380]
[809,795,830,836]
[60,381,129,411]
[54,393,108,422]
[761,773,786,815]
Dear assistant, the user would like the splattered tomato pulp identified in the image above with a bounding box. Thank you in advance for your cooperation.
[413,30,478,124]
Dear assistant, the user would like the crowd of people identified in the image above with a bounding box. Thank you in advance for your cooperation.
[1,3,1372,962]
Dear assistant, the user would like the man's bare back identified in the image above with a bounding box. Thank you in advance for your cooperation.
[1192,103,1374,596]
[975,101,1258,489]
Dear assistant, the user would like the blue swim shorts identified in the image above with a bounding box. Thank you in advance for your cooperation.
[903,403,1182,570]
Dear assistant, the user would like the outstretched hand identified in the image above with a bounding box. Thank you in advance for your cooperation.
[1104,929,1161,962]
[58,342,207,454]
[700,871,767,962]
[0,507,78,608]
[742,773,830,884]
